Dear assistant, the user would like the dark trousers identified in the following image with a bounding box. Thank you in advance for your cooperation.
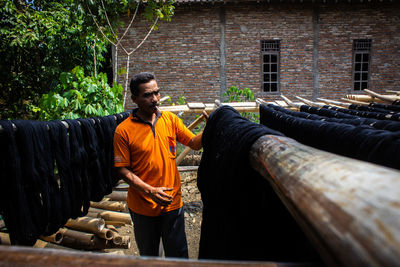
[129,207,189,258]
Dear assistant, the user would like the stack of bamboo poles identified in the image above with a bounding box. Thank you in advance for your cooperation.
[0,183,132,251]
[272,89,400,110]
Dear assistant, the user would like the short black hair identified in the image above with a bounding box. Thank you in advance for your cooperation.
[130,72,156,96]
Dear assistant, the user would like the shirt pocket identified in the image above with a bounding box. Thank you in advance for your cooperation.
[167,136,177,159]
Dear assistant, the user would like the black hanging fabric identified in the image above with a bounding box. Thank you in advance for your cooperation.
[197,106,319,262]
[0,111,130,245]
[260,104,400,170]
[369,102,400,112]
[299,105,400,132]
[349,103,400,115]
[322,105,400,121]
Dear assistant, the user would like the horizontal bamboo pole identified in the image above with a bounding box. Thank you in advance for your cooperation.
[89,208,132,225]
[90,201,127,212]
[0,246,279,266]
[95,228,114,240]
[249,135,400,267]
[159,102,259,114]
[65,217,105,232]
[58,228,94,245]
[104,191,127,202]
[344,94,396,103]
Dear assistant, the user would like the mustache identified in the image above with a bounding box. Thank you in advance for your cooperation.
[151,102,160,107]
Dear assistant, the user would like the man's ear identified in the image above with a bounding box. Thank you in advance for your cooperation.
[131,94,137,103]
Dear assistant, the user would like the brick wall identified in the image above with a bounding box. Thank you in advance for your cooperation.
[117,2,400,109]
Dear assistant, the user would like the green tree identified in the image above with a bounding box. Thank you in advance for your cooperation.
[223,86,259,123]
[0,0,174,119]
[34,66,123,120]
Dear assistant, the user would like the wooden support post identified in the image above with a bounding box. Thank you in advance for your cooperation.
[249,135,400,267]
[176,114,206,166]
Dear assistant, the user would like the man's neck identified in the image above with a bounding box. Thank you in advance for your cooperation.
[136,109,156,124]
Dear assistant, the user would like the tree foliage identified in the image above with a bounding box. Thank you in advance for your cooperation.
[0,0,175,119]
[33,66,124,120]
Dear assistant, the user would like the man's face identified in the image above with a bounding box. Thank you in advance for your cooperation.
[132,79,161,115]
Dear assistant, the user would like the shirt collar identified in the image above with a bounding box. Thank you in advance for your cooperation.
[131,108,162,123]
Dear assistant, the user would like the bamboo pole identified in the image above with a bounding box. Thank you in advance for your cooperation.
[90,201,127,212]
[33,239,48,248]
[316,97,350,108]
[364,89,400,103]
[88,208,132,225]
[0,245,279,266]
[344,94,391,103]
[386,90,400,95]
[249,134,400,267]
[294,96,325,107]
[280,95,301,108]
[104,191,127,202]
[0,232,10,245]
[58,228,95,245]
[40,232,63,244]
[65,217,105,232]
[176,113,206,166]
[85,211,100,218]
[340,98,370,106]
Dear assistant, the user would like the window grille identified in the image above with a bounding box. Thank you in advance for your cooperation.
[353,39,372,91]
[261,40,280,92]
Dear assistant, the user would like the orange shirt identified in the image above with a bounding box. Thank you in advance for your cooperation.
[113,110,195,216]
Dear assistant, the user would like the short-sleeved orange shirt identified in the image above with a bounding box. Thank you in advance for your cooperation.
[113,109,195,216]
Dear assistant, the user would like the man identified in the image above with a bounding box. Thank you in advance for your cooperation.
[113,72,204,258]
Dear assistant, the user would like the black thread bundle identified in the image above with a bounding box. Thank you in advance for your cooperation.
[0,112,130,245]
[260,104,400,170]
[197,106,320,262]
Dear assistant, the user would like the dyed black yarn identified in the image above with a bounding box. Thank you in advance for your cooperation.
[260,104,400,170]
[197,106,319,262]
[0,111,129,245]
[369,102,400,112]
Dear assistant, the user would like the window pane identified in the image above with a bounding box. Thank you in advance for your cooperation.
[271,54,277,63]
[263,54,270,62]
[355,73,360,81]
[263,64,270,72]
[355,54,362,62]
[271,83,277,92]
[362,63,369,71]
[362,82,368,89]
[271,64,277,72]
[264,74,269,81]
[264,83,270,92]
[271,73,277,82]
[362,54,369,62]
[355,63,361,71]
[354,82,361,91]
[362,73,368,81]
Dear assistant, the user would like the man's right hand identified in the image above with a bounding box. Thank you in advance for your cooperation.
[148,187,173,206]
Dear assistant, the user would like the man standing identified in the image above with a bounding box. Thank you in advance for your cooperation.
[113,72,204,258]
